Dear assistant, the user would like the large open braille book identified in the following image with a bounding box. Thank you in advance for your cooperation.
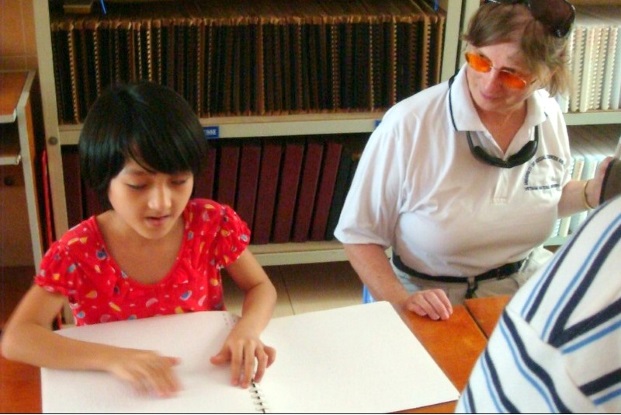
[41,301,459,413]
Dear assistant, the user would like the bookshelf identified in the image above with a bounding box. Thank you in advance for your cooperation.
[32,0,466,265]
[0,71,44,266]
[556,0,621,246]
[32,0,620,265]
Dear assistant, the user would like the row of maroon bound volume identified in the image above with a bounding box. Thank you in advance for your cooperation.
[61,134,367,245]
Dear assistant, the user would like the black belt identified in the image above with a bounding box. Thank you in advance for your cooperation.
[392,255,525,298]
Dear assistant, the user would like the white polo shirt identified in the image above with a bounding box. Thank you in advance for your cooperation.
[334,65,572,277]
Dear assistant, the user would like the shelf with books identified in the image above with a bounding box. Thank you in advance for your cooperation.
[33,0,619,265]
[545,123,621,247]
[59,132,366,266]
[33,0,466,266]
[43,1,454,124]
[545,0,621,246]
[548,0,621,245]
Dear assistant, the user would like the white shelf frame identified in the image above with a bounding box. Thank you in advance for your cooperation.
[249,240,348,266]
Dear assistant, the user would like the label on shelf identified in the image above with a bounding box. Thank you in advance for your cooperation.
[203,126,220,140]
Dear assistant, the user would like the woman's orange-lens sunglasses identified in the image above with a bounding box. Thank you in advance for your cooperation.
[464,52,530,90]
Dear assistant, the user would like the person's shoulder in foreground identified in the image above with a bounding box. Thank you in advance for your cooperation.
[456,195,621,413]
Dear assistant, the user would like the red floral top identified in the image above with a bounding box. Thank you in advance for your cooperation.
[35,199,250,326]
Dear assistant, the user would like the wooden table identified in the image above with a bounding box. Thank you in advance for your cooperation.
[465,295,511,338]
[0,357,41,413]
[0,296,510,413]
[405,295,510,413]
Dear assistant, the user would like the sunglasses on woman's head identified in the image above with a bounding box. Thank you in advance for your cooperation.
[464,52,530,89]
[485,0,575,38]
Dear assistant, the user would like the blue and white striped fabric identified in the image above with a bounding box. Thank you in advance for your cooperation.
[456,195,621,413]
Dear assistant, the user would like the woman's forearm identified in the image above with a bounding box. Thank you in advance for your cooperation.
[343,243,410,314]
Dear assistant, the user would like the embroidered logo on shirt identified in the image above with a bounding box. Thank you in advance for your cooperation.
[524,155,565,191]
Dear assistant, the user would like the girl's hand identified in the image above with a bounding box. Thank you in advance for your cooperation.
[106,349,181,397]
[209,326,276,388]
[405,289,453,321]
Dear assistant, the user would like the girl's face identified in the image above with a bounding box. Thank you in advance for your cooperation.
[465,41,541,115]
[107,158,194,241]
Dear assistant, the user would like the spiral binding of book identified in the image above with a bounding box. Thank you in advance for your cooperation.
[250,381,269,413]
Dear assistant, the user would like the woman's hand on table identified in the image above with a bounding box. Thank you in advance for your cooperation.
[405,289,453,321]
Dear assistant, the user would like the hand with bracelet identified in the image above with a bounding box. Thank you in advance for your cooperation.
[568,156,614,215]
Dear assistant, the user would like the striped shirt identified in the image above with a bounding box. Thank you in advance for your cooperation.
[456,195,621,413]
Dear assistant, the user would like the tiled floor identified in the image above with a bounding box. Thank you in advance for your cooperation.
[0,261,364,329]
